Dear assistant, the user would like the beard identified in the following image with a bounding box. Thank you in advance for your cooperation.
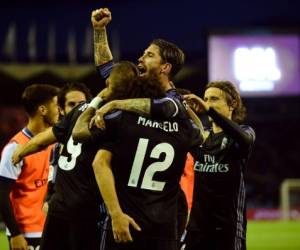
[140,68,160,81]
[43,113,58,127]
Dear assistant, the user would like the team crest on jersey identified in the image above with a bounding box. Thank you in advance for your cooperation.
[220,137,228,150]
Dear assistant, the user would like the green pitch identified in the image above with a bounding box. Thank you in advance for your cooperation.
[247,220,300,250]
[0,221,300,250]
[0,231,9,250]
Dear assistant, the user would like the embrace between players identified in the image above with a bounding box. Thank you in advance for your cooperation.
[3,7,255,250]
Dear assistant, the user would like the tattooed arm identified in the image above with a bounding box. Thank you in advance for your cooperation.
[93,99,151,128]
[91,8,113,66]
[93,97,183,129]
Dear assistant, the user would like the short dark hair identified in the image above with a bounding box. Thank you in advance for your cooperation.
[106,61,165,101]
[106,61,139,101]
[205,81,246,124]
[58,82,92,110]
[22,84,60,116]
[151,39,185,79]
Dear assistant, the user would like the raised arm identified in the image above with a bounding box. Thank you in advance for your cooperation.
[93,149,141,243]
[91,8,113,66]
[12,128,57,165]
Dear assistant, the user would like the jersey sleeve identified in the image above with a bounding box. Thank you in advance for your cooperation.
[95,60,114,79]
[207,108,255,150]
[52,116,70,143]
[52,104,82,143]
[0,142,23,180]
[151,96,189,120]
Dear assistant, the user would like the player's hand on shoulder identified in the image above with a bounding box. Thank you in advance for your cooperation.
[91,8,112,29]
[93,102,115,129]
[111,212,141,243]
[91,112,105,130]
[10,234,28,250]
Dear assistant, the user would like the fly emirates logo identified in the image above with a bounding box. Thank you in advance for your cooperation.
[194,154,229,173]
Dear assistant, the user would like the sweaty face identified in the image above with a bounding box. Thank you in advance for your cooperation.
[64,90,87,115]
[204,87,233,120]
[44,96,60,126]
[138,44,164,78]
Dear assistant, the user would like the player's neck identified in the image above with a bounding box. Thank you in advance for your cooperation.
[27,117,50,136]
[160,77,174,92]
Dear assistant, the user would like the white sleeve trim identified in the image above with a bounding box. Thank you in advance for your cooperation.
[165,97,179,117]
[0,142,23,180]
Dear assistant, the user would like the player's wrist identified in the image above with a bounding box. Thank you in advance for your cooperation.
[88,97,103,109]
[110,209,123,219]
[93,27,106,32]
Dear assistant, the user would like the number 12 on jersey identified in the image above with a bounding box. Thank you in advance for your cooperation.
[128,138,175,191]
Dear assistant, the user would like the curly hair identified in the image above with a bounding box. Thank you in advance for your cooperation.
[58,82,92,110]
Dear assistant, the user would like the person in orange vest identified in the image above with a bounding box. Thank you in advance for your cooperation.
[0,84,59,250]
[180,153,195,213]
[178,152,195,249]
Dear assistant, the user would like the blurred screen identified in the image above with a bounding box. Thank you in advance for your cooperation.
[208,33,300,97]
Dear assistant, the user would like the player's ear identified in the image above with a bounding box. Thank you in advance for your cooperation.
[38,105,47,115]
[160,63,172,75]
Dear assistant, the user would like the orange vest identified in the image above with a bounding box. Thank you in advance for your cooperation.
[7,130,52,234]
[180,153,194,210]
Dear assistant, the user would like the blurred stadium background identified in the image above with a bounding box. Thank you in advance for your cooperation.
[0,0,300,249]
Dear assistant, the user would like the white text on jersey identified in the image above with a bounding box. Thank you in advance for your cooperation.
[137,116,179,132]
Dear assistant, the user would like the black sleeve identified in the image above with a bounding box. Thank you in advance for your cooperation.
[95,60,114,80]
[207,108,255,149]
[52,115,70,143]
[0,177,20,236]
[151,97,188,120]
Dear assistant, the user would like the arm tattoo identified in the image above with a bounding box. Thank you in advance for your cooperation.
[112,99,151,117]
[94,28,113,66]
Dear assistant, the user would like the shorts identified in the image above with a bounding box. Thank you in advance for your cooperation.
[40,214,102,250]
[103,229,178,250]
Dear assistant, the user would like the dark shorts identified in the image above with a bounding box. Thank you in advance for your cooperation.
[184,229,246,250]
[40,214,102,250]
[102,229,178,250]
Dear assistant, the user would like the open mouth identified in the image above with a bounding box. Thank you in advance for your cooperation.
[137,64,147,75]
